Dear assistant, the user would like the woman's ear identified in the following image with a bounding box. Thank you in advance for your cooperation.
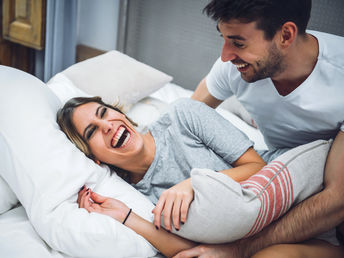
[278,21,298,49]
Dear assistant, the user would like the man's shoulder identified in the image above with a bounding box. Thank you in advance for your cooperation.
[308,30,344,67]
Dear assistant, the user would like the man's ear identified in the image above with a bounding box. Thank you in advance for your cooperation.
[94,160,101,165]
[278,22,298,48]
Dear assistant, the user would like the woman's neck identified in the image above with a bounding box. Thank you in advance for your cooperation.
[129,131,156,184]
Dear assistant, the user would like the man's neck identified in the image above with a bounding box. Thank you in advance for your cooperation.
[272,33,319,96]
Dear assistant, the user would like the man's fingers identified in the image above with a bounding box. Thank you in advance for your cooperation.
[172,246,203,258]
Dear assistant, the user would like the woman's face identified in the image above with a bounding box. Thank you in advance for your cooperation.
[72,102,145,168]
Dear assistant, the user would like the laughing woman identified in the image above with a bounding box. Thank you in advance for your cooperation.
[57,97,266,257]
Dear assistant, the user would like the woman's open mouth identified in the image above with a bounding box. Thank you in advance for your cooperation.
[111,125,131,148]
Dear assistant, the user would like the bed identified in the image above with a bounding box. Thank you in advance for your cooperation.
[0,51,335,258]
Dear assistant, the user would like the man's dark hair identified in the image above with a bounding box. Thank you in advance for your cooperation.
[203,0,312,40]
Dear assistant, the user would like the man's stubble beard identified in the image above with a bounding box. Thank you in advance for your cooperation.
[242,43,286,83]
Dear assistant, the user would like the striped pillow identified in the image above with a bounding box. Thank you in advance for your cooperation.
[171,139,331,243]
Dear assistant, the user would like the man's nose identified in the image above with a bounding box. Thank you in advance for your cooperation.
[221,42,237,62]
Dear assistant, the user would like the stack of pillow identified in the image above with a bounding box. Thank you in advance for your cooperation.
[0,51,172,257]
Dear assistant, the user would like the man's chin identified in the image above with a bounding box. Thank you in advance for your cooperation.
[240,71,266,83]
[240,73,256,83]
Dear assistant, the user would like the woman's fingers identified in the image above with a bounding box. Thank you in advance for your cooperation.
[162,194,175,231]
[180,195,193,224]
[89,191,107,204]
[153,195,166,229]
[171,195,182,230]
[81,189,91,209]
[77,186,87,206]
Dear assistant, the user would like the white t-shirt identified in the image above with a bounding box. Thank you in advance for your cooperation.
[206,30,344,149]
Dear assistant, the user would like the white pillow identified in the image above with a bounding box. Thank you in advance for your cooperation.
[46,73,91,105]
[61,50,173,109]
[171,139,331,243]
[0,176,18,215]
[0,65,157,257]
[219,95,257,128]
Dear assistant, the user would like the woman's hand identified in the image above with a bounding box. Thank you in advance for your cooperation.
[152,178,194,231]
[78,186,130,223]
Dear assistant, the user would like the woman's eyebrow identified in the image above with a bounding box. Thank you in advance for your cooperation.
[95,105,102,117]
[82,105,102,139]
[83,124,92,139]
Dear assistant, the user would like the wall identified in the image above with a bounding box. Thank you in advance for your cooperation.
[77,0,120,51]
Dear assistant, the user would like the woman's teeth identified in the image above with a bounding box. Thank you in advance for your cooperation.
[112,126,130,148]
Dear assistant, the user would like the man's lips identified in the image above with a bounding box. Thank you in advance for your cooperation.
[233,62,249,71]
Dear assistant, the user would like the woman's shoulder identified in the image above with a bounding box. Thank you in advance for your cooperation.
[166,98,216,127]
[169,98,207,113]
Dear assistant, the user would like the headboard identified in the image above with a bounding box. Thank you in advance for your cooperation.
[119,0,344,90]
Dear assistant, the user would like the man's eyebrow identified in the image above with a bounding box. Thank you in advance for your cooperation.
[227,35,246,40]
[216,24,246,41]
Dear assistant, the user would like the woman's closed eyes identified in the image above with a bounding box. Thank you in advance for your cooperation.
[84,106,108,141]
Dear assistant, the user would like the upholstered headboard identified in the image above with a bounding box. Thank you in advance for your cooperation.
[118,0,344,90]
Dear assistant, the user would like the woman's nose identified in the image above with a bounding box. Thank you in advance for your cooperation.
[221,42,237,62]
[99,120,112,134]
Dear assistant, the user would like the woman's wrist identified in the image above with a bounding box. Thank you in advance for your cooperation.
[122,208,132,225]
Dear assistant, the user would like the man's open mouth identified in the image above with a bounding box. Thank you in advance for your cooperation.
[111,125,131,148]
[235,62,249,72]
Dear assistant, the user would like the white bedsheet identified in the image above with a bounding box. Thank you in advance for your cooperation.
[0,82,266,258]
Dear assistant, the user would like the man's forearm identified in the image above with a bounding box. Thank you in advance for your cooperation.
[239,188,343,257]
[239,132,344,257]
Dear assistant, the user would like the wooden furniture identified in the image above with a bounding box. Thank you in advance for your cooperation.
[1,0,46,73]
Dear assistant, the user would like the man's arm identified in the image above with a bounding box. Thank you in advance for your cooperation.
[191,77,223,108]
[174,131,344,258]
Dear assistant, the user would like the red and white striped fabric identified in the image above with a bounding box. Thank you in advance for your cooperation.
[174,139,331,244]
[241,161,294,237]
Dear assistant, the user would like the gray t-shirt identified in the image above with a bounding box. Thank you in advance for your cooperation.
[134,98,253,204]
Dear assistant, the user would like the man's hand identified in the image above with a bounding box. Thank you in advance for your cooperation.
[173,242,244,258]
[152,178,194,231]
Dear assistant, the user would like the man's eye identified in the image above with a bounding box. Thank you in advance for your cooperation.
[233,42,244,48]
[86,126,96,140]
[101,107,107,118]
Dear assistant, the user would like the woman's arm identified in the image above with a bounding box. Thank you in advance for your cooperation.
[220,147,266,181]
[78,188,196,257]
[152,147,266,231]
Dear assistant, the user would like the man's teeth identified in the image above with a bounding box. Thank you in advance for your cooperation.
[236,63,248,69]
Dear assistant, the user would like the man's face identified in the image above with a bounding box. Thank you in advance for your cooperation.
[218,20,286,82]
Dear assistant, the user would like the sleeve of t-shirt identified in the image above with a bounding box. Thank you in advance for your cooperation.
[173,98,254,164]
[206,57,234,100]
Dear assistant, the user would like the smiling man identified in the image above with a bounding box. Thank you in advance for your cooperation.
[175,0,344,257]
